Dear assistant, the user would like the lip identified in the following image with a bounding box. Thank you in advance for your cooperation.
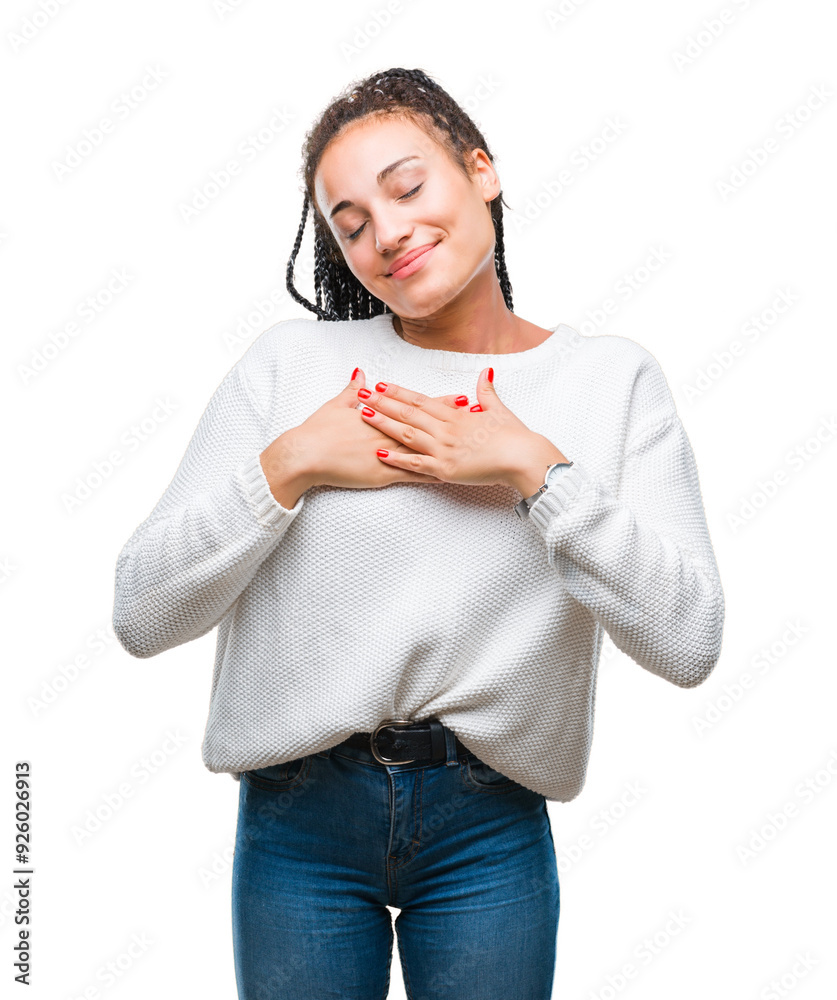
[386,241,440,278]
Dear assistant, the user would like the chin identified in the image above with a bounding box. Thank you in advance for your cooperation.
[392,281,465,320]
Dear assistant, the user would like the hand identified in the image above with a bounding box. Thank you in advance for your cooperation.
[356,368,569,492]
[264,368,470,494]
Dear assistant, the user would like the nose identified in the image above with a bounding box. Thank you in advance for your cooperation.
[374,211,412,255]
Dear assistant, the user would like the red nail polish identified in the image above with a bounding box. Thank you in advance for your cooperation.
[487,368,494,383]
[358,388,372,399]
[362,407,375,417]
[376,449,389,458]
[455,395,468,406]
[470,404,483,412]
[375,382,388,392]
[351,367,359,380]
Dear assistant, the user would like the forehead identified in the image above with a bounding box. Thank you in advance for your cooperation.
[314,115,443,208]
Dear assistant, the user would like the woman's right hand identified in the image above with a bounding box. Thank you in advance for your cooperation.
[259,368,468,506]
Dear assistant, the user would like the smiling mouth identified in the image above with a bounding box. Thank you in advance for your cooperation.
[385,241,441,277]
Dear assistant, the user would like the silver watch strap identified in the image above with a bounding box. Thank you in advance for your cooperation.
[514,461,574,520]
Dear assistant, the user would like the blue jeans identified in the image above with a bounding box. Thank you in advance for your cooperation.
[231,725,560,998]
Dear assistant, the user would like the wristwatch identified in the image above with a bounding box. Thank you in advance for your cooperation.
[514,461,574,520]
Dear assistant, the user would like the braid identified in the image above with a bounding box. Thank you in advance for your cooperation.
[286,193,332,320]
[492,196,514,312]
[287,67,513,321]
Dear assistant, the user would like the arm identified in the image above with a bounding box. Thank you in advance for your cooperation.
[112,361,306,659]
[521,360,725,688]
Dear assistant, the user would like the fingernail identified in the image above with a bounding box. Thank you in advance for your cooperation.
[351,367,359,380]
[358,388,372,399]
[455,395,468,406]
[377,449,389,458]
[470,404,483,412]
[487,367,494,383]
[375,382,388,392]
[361,407,375,417]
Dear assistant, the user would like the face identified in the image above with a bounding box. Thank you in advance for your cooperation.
[313,114,501,320]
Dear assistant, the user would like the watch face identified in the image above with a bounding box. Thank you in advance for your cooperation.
[544,462,572,487]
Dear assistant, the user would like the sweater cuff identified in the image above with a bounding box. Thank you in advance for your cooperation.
[237,452,305,528]
[526,459,591,530]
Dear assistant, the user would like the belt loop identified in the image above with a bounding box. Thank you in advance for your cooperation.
[428,719,445,761]
[443,725,459,767]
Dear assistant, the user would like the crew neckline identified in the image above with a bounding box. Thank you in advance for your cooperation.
[374,311,572,372]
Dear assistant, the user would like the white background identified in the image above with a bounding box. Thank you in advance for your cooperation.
[2,0,836,997]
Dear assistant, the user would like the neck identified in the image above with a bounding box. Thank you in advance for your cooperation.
[390,281,524,354]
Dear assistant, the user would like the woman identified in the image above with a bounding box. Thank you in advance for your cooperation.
[112,67,725,999]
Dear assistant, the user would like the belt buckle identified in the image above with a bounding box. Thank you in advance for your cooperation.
[371,719,417,765]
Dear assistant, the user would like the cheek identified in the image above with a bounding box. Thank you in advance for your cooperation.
[342,245,376,281]
[441,193,490,246]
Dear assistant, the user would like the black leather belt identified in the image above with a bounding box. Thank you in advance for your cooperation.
[344,718,471,765]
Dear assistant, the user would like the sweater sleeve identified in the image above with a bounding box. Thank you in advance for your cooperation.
[112,360,304,659]
[525,356,725,688]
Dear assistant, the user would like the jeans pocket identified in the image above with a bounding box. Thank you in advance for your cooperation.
[243,755,313,791]
[462,753,520,794]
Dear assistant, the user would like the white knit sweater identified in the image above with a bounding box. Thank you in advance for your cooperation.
[112,313,725,802]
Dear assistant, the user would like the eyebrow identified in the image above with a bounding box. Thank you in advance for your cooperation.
[329,155,421,220]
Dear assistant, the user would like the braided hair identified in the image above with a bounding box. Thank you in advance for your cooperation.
[286,67,514,321]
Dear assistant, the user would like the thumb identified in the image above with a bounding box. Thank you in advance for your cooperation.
[470,366,496,413]
[347,366,366,408]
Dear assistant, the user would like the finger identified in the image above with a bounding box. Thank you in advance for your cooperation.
[359,403,435,451]
[368,381,454,419]
[347,366,366,409]
[374,447,438,479]
[356,382,450,437]
[374,442,443,482]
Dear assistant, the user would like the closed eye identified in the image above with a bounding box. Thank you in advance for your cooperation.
[346,182,424,242]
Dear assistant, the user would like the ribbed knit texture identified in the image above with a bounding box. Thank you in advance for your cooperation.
[111,313,725,802]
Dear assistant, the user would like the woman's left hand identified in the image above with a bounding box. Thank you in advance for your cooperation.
[356,368,568,490]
